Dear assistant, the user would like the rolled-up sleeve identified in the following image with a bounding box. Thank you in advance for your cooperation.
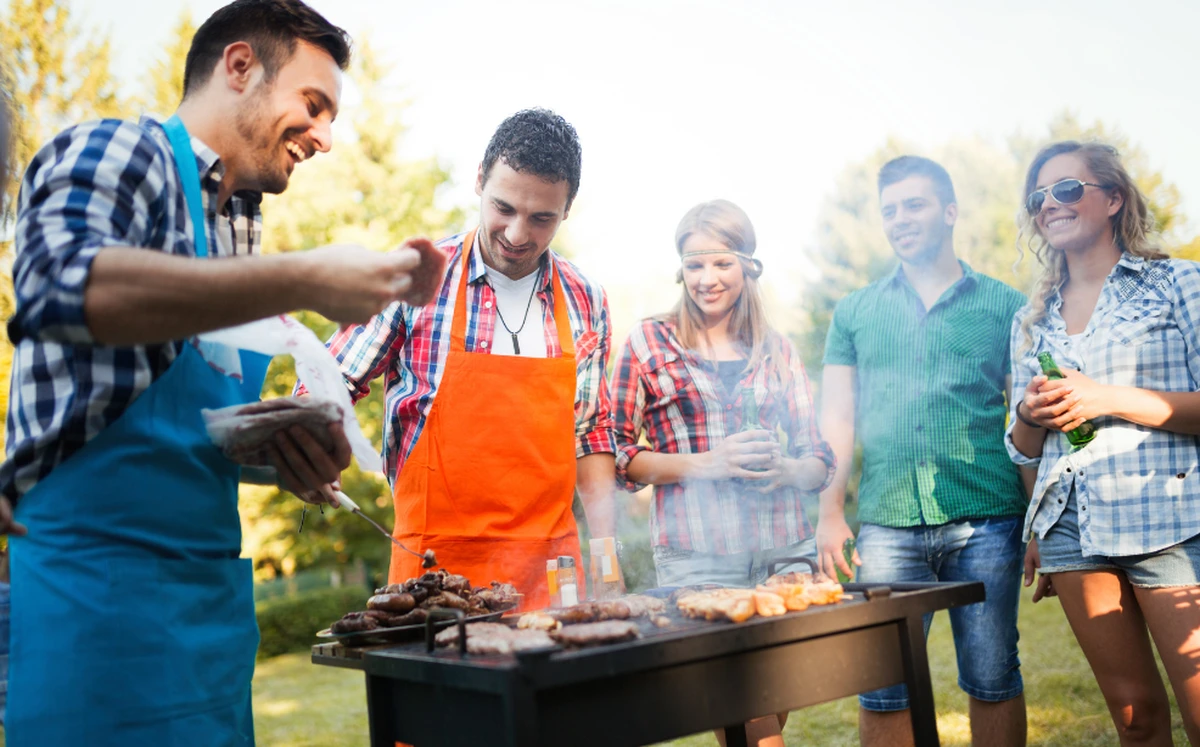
[10,120,168,345]
[574,289,616,458]
[1005,311,1042,468]
[781,339,836,491]
[609,334,651,493]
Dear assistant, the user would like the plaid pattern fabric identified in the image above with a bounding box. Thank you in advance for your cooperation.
[3,117,262,504]
[1007,254,1200,556]
[611,319,836,554]
[318,231,616,483]
[823,261,1028,527]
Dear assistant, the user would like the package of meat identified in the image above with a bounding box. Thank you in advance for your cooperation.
[197,314,381,473]
[203,397,343,466]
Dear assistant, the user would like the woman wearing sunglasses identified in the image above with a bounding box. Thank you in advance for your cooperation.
[610,200,835,746]
[1007,141,1200,745]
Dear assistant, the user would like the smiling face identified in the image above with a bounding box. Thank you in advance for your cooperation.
[1032,153,1122,254]
[233,41,342,195]
[879,175,956,265]
[681,233,746,325]
[475,160,571,280]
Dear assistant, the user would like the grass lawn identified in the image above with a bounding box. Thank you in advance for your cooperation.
[0,583,1185,746]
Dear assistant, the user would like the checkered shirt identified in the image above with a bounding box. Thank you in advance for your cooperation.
[611,318,836,554]
[3,117,262,503]
[314,232,616,484]
[1007,254,1200,556]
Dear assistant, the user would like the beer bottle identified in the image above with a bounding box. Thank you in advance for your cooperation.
[739,386,770,475]
[1036,352,1097,447]
[836,538,857,585]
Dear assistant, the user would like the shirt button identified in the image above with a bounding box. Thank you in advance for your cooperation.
[919,460,927,467]
[481,340,488,348]
[726,404,733,411]
[484,301,493,309]
[1065,467,1072,473]
[915,424,924,432]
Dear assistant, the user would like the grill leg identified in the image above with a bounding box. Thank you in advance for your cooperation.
[899,613,940,747]
[723,724,749,747]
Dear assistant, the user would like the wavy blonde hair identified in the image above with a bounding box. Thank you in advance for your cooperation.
[1016,141,1165,351]
[664,199,785,384]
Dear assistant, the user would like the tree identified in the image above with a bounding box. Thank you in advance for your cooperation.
[140,9,195,118]
[237,37,464,583]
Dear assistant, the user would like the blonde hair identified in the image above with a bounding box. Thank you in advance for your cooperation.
[1016,141,1165,351]
[664,199,783,382]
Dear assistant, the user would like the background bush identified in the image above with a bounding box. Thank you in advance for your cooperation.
[256,585,369,660]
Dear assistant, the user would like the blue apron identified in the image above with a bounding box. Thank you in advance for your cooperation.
[7,116,270,746]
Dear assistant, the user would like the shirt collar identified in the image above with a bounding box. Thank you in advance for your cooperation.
[149,116,264,208]
[884,258,978,293]
[468,232,554,291]
[1046,251,1143,310]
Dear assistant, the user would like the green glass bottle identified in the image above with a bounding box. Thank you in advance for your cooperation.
[836,538,856,584]
[1036,352,1097,447]
[739,386,769,474]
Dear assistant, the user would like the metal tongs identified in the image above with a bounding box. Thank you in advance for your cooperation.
[334,490,437,569]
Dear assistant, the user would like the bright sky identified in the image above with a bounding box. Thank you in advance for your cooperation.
[74,0,1200,338]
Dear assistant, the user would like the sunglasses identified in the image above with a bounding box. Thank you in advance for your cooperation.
[1026,178,1107,215]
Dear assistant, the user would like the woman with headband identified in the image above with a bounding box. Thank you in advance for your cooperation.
[1008,142,1200,744]
[610,199,835,744]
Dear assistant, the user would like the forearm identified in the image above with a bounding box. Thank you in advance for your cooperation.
[1105,386,1200,435]
[784,456,829,492]
[624,450,708,487]
[816,423,854,519]
[84,248,317,345]
[1010,404,1048,459]
[576,453,617,538]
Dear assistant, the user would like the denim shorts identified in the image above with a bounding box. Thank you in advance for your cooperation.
[855,517,1024,711]
[652,539,818,588]
[1037,490,1200,588]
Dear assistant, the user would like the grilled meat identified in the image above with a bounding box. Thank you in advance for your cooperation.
[551,620,640,647]
[366,592,416,614]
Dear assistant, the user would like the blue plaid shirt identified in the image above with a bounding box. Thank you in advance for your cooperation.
[3,117,262,503]
[1007,253,1200,557]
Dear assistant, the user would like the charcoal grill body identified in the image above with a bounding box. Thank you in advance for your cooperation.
[312,581,983,747]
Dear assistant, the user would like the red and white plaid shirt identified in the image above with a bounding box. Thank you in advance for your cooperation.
[316,231,615,483]
[611,318,835,554]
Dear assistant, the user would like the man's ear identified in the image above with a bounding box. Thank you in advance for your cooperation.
[222,41,258,94]
[944,202,958,227]
[475,163,485,197]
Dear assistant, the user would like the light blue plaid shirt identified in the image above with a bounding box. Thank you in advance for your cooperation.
[1007,253,1200,557]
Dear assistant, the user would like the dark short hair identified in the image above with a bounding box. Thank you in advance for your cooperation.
[878,155,956,207]
[481,108,582,208]
[183,0,351,98]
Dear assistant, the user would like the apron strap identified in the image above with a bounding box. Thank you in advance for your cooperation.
[450,228,574,357]
[161,115,209,258]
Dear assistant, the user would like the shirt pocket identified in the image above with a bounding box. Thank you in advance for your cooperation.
[1109,299,1172,346]
[643,350,697,407]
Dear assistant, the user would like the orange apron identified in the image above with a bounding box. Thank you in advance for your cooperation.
[389,229,583,610]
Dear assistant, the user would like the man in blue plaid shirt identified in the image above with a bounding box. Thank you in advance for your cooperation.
[1,1,438,743]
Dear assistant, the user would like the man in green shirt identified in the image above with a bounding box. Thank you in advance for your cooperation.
[818,156,1028,747]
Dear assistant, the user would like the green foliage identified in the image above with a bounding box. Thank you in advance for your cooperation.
[139,9,195,117]
[255,584,368,660]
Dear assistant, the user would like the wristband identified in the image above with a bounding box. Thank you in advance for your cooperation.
[1015,402,1043,429]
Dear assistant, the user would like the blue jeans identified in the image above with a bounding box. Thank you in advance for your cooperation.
[653,539,818,588]
[856,517,1024,711]
[0,580,8,726]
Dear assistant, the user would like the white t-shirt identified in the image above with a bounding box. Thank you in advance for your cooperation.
[485,266,548,358]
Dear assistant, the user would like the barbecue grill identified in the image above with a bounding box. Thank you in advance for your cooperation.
[312,578,983,747]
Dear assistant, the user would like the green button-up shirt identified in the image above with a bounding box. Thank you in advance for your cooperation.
[823,261,1027,527]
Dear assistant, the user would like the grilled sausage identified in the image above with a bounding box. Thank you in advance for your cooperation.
[366,592,416,614]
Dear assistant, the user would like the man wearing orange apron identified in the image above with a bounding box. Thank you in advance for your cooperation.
[320,109,617,608]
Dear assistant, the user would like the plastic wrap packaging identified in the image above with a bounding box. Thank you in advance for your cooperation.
[198,315,382,473]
